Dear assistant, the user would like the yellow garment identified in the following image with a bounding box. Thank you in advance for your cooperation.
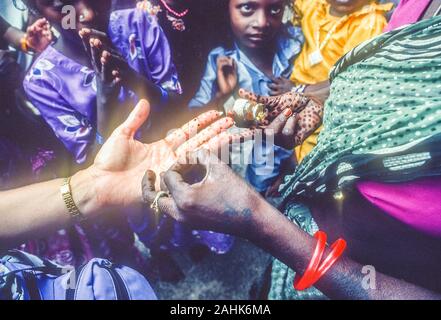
[292,0,393,162]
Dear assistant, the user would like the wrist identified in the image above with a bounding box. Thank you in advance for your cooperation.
[20,35,30,53]
[69,168,103,218]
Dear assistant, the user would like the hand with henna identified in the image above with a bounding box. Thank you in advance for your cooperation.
[238,89,324,147]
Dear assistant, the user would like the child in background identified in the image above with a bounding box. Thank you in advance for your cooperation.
[189,0,304,195]
[20,0,181,269]
[269,0,393,163]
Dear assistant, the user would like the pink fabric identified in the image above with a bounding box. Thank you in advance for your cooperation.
[384,0,432,32]
[357,177,441,238]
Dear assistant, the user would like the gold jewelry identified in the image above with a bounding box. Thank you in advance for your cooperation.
[60,177,86,222]
[150,191,169,214]
[20,36,29,53]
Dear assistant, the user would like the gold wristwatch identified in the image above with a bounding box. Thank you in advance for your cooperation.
[60,177,86,222]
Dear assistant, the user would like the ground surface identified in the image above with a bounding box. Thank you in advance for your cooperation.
[148,239,271,300]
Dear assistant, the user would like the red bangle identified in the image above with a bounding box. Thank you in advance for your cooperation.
[293,231,327,291]
[293,231,347,291]
[311,238,347,285]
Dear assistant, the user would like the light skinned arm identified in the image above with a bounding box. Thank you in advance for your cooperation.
[0,99,249,253]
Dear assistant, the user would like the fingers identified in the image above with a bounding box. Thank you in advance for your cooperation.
[101,50,121,85]
[238,88,274,106]
[281,113,298,149]
[217,56,234,69]
[163,163,192,196]
[268,82,282,96]
[114,99,151,138]
[90,38,103,72]
[266,108,293,137]
[79,28,92,57]
[175,117,234,158]
[164,110,224,150]
[201,128,254,156]
[142,170,158,203]
[141,170,181,221]
[238,88,259,102]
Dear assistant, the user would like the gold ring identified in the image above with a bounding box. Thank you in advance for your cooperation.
[150,191,169,214]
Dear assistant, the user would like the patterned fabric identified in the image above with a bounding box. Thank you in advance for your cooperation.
[24,8,181,165]
[281,15,441,201]
[271,16,441,300]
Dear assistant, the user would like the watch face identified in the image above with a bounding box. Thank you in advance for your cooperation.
[60,183,70,194]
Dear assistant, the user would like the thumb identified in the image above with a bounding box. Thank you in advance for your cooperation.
[115,99,151,138]
[142,170,157,203]
[163,163,192,197]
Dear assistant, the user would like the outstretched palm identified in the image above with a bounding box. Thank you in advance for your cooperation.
[90,100,246,209]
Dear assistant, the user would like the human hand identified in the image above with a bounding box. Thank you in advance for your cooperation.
[88,38,122,105]
[142,149,262,236]
[79,28,111,58]
[88,99,251,211]
[216,56,238,98]
[238,89,323,147]
[268,77,295,96]
[25,18,52,53]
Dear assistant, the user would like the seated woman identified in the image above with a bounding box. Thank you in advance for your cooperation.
[145,15,441,299]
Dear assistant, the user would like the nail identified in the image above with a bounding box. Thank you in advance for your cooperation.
[284,108,293,117]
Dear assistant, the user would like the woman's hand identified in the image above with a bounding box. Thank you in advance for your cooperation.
[142,149,263,236]
[216,56,238,98]
[25,18,52,53]
[268,77,295,96]
[88,99,249,211]
[239,89,324,147]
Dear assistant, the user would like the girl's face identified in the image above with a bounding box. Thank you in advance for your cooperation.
[327,0,370,16]
[229,0,285,49]
[34,0,112,33]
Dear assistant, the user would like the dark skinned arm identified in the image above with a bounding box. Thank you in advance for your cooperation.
[252,199,441,300]
[143,149,441,300]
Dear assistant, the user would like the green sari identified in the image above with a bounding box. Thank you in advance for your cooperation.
[271,15,441,300]
[281,15,441,202]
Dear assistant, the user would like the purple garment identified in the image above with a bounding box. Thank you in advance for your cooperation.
[23,8,231,257]
[384,0,432,32]
[24,8,181,165]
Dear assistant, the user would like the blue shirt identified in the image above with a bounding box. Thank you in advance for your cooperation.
[189,25,304,192]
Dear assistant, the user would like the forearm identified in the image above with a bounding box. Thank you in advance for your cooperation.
[250,200,441,300]
[3,26,25,49]
[0,169,100,251]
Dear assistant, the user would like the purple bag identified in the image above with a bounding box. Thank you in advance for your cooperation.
[0,250,157,300]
